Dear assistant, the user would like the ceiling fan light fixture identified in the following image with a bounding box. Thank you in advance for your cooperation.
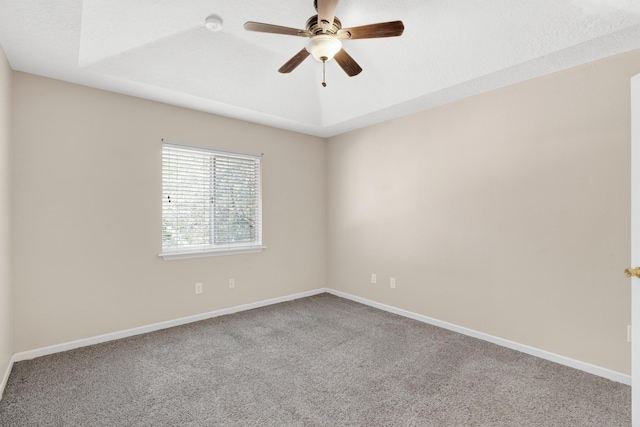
[306,35,342,62]
[244,0,403,79]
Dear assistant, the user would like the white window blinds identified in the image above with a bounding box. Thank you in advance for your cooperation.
[161,142,263,258]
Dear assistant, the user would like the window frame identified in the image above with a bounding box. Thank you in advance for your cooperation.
[159,141,264,260]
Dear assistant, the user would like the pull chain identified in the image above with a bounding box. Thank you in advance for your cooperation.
[322,58,327,87]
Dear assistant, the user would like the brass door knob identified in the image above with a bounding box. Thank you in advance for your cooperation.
[625,267,640,278]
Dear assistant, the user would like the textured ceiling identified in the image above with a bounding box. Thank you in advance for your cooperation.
[1,0,640,137]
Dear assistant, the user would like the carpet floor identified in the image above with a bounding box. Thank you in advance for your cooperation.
[0,293,631,426]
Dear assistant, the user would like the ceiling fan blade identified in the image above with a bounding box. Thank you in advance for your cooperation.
[244,21,310,37]
[278,49,311,73]
[317,0,340,33]
[334,49,362,77]
[337,20,405,40]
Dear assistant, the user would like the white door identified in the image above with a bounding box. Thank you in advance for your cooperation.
[631,73,640,427]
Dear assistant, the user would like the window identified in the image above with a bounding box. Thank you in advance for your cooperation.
[160,142,263,259]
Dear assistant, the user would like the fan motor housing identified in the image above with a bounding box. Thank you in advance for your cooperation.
[306,15,342,35]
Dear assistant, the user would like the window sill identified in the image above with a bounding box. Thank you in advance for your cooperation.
[159,246,265,260]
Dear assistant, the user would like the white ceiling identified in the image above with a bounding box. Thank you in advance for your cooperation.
[1,0,640,137]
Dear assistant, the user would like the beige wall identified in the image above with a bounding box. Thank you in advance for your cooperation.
[0,44,12,391]
[12,73,326,352]
[8,48,639,376]
[327,49,640,375]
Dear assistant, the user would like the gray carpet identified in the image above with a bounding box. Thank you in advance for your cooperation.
[0,293,631,426]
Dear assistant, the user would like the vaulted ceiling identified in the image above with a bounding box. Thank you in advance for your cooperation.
[1,0,640,137]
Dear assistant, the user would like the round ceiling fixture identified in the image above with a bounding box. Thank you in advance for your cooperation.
[205,14,224,32]
[306,35,342,62]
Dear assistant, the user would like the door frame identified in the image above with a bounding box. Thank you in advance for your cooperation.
[631,73,640,426]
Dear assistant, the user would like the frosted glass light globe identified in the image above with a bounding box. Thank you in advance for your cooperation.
[306,35,342,62]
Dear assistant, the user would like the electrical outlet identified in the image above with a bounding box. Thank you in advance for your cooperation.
[229,278,235,289]
[195,282,203,294]
[371,273,377,284]
[628,325,632,343]
[390,278,396,289]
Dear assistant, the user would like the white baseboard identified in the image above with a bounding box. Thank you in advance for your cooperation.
[12,287,630,386]
[13,288,327,362]
[1,354,14,401]
[326,289,631,385]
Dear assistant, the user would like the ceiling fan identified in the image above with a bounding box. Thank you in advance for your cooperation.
[244,0,405,87]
